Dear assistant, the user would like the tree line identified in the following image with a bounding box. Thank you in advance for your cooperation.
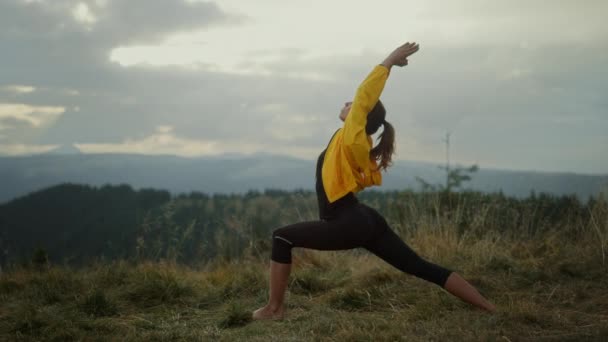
[0,183,603,269]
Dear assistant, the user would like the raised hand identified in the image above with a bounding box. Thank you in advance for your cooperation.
[382,42,420,68]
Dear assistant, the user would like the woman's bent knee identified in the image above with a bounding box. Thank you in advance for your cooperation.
[272,229,294,246]
[271,229,294,264]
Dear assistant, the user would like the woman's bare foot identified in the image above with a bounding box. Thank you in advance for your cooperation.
[252,304,286,321]
[485,303,497,313]
[443,272,497,313]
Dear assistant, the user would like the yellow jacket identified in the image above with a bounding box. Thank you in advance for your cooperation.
[322,64,390,203]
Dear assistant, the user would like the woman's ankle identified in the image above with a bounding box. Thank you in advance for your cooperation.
[267,303,285,312]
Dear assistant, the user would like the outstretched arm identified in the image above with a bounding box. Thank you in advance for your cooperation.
[343,42,420,171]
[344,42,420,144]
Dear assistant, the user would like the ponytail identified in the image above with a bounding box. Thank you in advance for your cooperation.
[370,120,395,171]
[366,99,395,171]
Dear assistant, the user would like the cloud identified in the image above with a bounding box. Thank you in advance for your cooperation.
[72,2,97,26]
[0,123,9,131]
[74,124,321,159]
[0,0,255,147]
[75,125,220,156]
[252,102,329,143]
[1,85,36,95]
[0,103,65,127]
[0,143,59,156]
[1,0,245,44]
[0,103,66,146]
[0,0,247,92]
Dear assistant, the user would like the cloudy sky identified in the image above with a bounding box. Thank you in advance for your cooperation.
[0,0,606,174]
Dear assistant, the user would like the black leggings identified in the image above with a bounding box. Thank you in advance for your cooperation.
[271,202,453,288]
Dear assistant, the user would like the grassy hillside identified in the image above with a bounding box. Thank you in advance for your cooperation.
[1,195,606,341]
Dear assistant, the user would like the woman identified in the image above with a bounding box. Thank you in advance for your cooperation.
[252,42,496,320]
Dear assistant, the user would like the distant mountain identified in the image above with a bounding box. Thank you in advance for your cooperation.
[45,144,82,155]
[0,153,606,204]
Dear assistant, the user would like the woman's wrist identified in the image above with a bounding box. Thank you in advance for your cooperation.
[380,58,394,70]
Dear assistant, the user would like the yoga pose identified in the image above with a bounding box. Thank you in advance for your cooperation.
[252,42,496,320]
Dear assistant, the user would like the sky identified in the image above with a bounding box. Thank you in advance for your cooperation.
[0,0,607,174]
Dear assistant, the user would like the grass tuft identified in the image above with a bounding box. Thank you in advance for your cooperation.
[218,301,252,328]
[290,268,333,295]
[10,303,47,335]
[485,255,516,272]
[0,278,23,296]
[328,287,375,312]
[123,263,195,307]
[79,288,118,317]
[24,267,84,304]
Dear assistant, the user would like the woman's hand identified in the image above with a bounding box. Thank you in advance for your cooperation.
[381,42,420,68]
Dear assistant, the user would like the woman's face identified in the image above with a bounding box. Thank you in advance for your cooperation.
[339,101,352,122]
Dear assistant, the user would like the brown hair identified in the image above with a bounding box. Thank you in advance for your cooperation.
[366,100,395,171]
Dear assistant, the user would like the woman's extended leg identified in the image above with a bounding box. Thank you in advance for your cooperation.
[364,226,453,287]
[362,209,495,312]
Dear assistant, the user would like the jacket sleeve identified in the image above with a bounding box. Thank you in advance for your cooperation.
[353,165,382,190]
[342,64,390,171]
[354,140,383,189]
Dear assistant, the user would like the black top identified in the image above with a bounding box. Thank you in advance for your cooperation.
[315,129,359,220]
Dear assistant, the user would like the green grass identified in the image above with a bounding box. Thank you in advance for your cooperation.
[1,237,606,341]
[1,198,607,341]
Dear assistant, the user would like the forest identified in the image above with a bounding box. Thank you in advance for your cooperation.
[0,182,601,269]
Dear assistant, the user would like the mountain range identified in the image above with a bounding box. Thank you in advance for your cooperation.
[0,145,606,204]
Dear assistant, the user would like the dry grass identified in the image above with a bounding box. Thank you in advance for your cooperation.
[1,197,607,341]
